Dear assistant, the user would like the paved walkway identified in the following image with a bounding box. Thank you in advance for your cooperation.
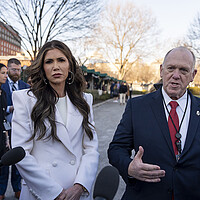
[93,98,127,200]
[4,96,140,200]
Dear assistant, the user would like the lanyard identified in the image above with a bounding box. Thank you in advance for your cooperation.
[162,92,189,156]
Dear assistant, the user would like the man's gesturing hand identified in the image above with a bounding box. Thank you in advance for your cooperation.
[128,146,165,182]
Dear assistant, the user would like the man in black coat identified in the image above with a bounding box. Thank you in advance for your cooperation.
[119,82,127,105]
[108,47,199,200]
[0,58,29,199]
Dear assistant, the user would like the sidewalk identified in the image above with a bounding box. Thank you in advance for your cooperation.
[93,95,141,199]
[93,98,127,200]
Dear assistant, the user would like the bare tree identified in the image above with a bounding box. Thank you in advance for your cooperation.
[0,0,102,60]
[193,62,200,86]
[94,0,158,80]
[137,63,157,84]
[70,36,97,66]
[124,60,158,84]
[187,12,200,59]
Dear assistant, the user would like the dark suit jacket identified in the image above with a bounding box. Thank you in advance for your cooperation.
[1,79,30,123]
[0,89,7,158]
[108,89,200,200]
[1,79,30,106]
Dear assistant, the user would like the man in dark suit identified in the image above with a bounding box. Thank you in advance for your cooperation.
[108,46,199,200]
[0,58,29,200]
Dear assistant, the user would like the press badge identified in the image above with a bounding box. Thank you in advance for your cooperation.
[3,120,11,131]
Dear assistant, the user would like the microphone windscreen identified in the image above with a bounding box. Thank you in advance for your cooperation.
[1,147,25,166]
[93,166,119,200]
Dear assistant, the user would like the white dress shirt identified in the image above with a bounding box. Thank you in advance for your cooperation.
[6,77,19,114]
[8,76,19,91]
[162,87,191,151]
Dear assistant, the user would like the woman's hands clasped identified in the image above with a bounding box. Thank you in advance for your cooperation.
[55,184,84,200]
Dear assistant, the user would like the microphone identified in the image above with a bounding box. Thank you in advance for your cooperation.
[0,147,25,167]
[93,166,119,200]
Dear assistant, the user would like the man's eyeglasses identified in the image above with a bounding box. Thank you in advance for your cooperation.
[10,68,21,72]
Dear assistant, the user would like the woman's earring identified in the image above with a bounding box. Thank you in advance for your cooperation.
[44,78,48,85]
[66,71,74,85]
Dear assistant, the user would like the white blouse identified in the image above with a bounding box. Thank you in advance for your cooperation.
[56,96,68,126]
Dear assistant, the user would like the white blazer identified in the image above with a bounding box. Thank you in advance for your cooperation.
[11,89,99,200]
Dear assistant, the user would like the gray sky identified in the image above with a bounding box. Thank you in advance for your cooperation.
[133,0,200,41]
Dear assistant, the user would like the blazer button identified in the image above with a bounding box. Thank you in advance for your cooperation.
[70,160,75,165]
[52,162,57,167]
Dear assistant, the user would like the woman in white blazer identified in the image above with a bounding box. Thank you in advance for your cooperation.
[11,40,99,200]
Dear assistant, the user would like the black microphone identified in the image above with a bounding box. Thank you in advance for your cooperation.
[93,166,119,200]
[0,147,25,167]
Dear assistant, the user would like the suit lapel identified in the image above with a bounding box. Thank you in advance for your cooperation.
[18,80,22,89]
[18,80,29,89]
[151,90,200,160]
[65,95,83,139]
[4,80,12,105]
[150,90,175,157]
[55,94,83,152]
[30,93,82,154]
[181,93,200,156]
[55,107,74,153]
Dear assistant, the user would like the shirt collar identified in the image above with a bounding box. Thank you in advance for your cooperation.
[162,87,188,112]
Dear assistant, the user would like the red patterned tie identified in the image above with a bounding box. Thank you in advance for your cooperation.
[168,101,179,156]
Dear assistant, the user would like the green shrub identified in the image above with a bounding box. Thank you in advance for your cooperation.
[188,87,200,95]
[99,93,110,100]
[85,89,99,101]
[132,90,146,95]
[85,89,111,103]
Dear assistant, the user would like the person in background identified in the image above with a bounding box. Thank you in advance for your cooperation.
[1,59,30,199]
[116,81,120,90]
[129,83,133,98]
[11,40,99,200]
[149,79,163,93]
[119,82,127,105]
[0,64,9,157]
[108,46,200,199]
[110,81,115,98]
[113,84,119,102]
[0,65,9,200]
[126,83,129,101]
[85,81,90,89]
[27,77,32,86]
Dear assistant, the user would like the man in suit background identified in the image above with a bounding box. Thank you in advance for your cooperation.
[108,46,199,200]
[0,58,29,200]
